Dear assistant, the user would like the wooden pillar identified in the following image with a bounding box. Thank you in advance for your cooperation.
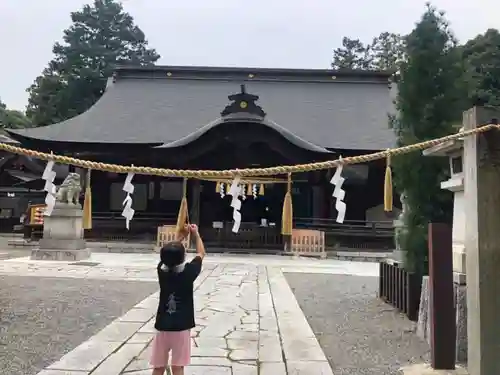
[189,180,201,226]
[311,185,322,223]
[321,170,330,219]
[428,223,455,369]
[153,178,161,210]
[463,106,500,375]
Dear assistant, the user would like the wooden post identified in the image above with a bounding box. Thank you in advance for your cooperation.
[428,223,455,369]
[463,106,500,375]
[189,180,201,248]
[189,180,201,226]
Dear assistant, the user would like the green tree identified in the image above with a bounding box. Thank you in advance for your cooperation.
[369,32,406,71]
[461,29,500,107]
[26,0,160,126]
[331,33,405,72]
[392,4,465,273]
[0,99,31,129]
[332,37,372,69]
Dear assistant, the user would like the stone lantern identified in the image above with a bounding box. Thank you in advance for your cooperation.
[421,131,467,362]
[423,133,465,284]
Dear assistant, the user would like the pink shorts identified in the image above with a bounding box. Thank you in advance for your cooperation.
[150,330,191,368]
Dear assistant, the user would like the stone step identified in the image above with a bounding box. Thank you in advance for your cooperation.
[7,239,154,252]
[328,251,391,262]
[5,238,391,261]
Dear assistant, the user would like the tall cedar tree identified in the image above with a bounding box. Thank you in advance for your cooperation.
[26,0,160,126]
[392,5,466,273]
[461,29,500,107]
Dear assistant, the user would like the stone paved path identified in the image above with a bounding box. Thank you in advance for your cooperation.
[0,253,380,375]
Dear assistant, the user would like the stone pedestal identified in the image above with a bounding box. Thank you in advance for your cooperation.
[416,276,431,345]
[31,202,90,261]
[391,249,406,263]
[454,282,467,364]
[416,277,468,364]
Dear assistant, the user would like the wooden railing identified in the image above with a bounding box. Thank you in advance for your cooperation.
[294,217,395,251]
[290,229,326,258]
[84,212,176,241]
[199,223,283,253]
[53,210,395,252]
[156,225,190,249]
[157,224,326,257]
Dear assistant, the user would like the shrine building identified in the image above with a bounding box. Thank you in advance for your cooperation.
[5,65,397,250]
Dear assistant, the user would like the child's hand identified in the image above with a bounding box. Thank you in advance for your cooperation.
[189,224,199,237]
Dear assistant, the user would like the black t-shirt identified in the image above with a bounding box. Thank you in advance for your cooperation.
[154,256,203,332]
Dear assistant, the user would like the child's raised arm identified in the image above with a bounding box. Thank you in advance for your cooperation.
[190,224,205,259]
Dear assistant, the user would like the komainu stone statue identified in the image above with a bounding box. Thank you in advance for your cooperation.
[55,172,82,205]
[394,192,409,251]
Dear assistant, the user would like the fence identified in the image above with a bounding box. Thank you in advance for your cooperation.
[378,261,422,321]
[294,217,394,251]
[156,225,190,250]
[156,225,326,257]
[289,229,326,258]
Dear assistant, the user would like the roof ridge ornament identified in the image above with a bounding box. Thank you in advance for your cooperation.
[221,84,266,118]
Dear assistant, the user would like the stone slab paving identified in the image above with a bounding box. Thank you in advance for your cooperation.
[28,261,334,375]
[285,272,430,375]
[0,275,158,375]
[0,253,384,374]
[0,253,379,281]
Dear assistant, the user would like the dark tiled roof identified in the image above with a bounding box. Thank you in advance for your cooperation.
[0,134,18,144]
[8,65,396,150]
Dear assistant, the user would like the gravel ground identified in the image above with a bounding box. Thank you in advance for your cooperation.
[0,275,158,375]
[285,273,430,375]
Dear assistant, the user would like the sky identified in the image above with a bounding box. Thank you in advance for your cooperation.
[0,0,497,111]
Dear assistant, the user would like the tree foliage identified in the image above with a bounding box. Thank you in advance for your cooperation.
[331,37,372,70]
[331,32,405,71]
[330,5,500,272]
[0,99,31,129]
[392,5,465,273]
[26,0,160,126]
[460,29,500,107]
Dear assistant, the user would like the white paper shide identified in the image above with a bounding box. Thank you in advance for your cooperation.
[121,172,135,229]
[42,160,57,216]
[228,176,242,233]
[330,156,347,223]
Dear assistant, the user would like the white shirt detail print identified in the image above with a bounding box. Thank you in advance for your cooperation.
[166,293,177,314]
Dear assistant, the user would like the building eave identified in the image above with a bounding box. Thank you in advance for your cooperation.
[156,113,333,154]
[115,64,393,84]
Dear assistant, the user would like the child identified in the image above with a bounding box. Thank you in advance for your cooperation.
[150,223,206,375]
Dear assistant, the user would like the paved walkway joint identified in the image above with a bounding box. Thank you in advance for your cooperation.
[32,258,338,375]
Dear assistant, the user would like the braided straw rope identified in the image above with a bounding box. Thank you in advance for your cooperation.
[1,124,497,178]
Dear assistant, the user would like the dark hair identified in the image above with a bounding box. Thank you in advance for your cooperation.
[160,241,186,272]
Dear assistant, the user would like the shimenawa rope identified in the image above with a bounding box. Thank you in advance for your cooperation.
[1,124,496,178]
